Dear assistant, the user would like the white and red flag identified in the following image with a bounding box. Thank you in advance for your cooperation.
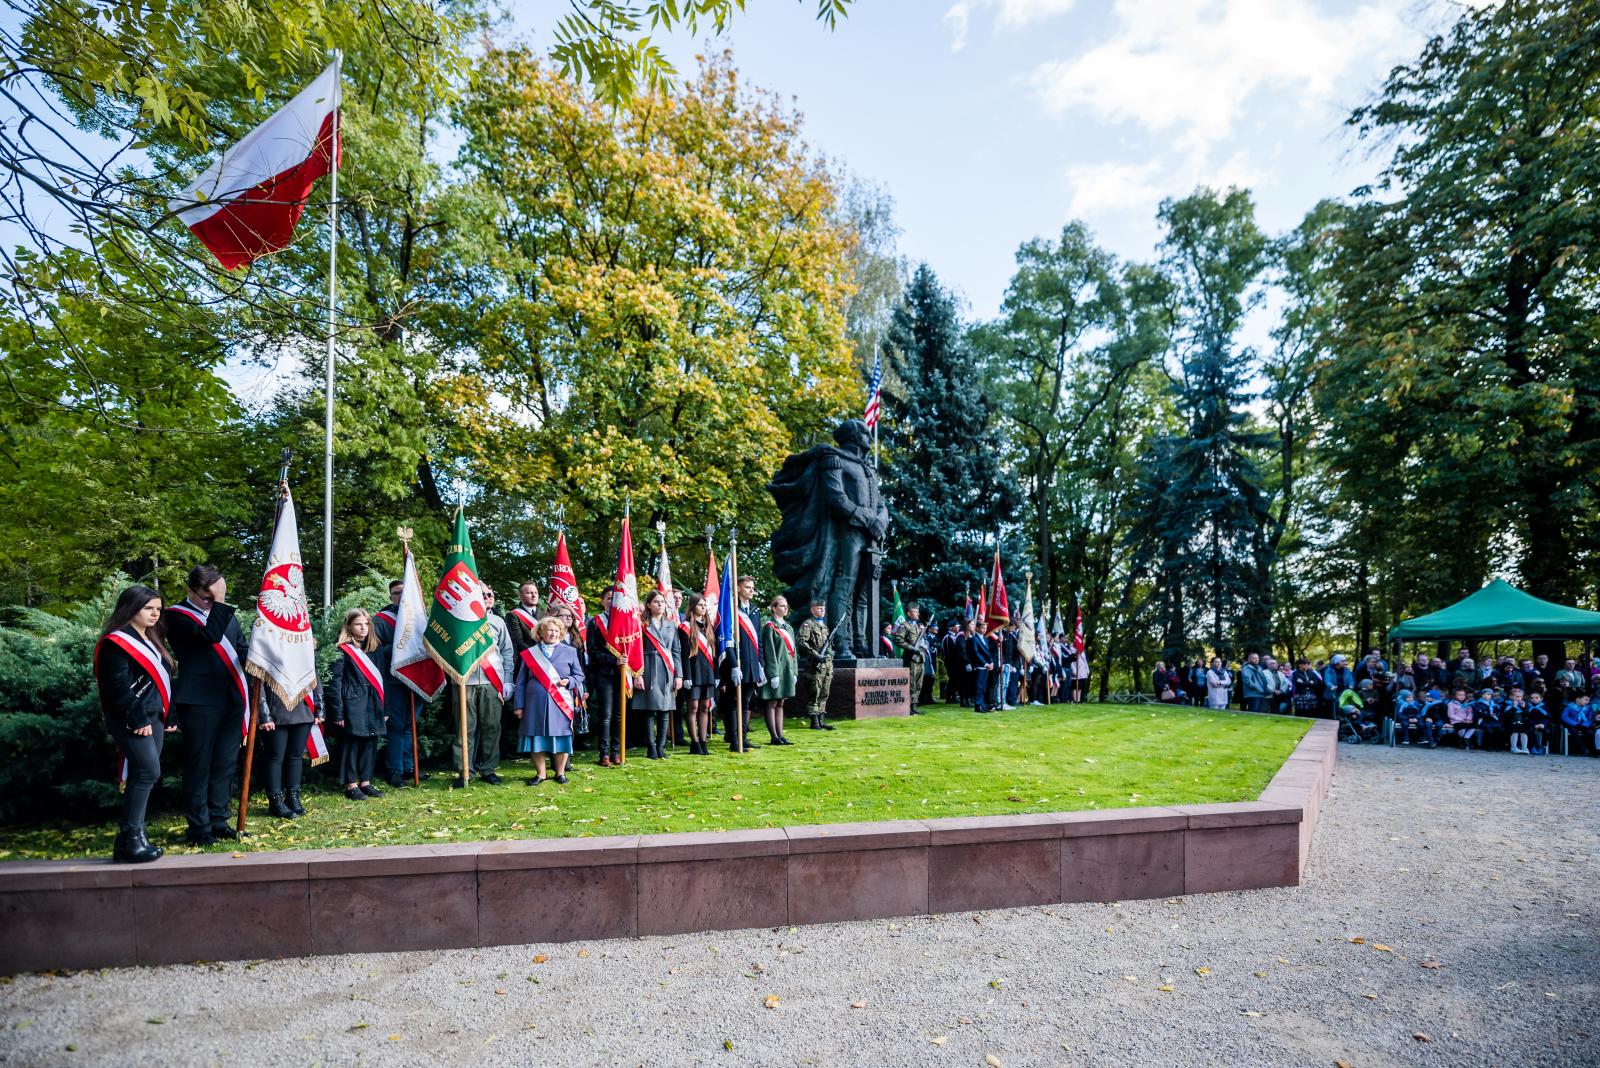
[391,539,447,701]
[1073,604,1087,655]
[607,511,645,681]
[702,546,721,631]
[170,61,341,270]
[546,532,585,620]
[244,489,317,709]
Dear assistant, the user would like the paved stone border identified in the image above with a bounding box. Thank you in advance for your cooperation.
[0,721,1336,974]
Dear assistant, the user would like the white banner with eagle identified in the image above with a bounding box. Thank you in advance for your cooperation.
[244,489,318,708]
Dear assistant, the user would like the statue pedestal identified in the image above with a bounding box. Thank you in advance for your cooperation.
[827,658,911,720]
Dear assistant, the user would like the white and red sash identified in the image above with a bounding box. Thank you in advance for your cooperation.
[592,613,611,643]
[694,627,715,665]
[341,643,386,702]
[305,699,330,766]
[168,601,249,734]
[737,606,759,647]
[510,607,538,634]
[481,660,506,698]
[643,624,675,676]
[764,621,795,660]
[103,630,172,718]
[519,645,576,723]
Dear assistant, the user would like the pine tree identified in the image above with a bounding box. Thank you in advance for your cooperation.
[879,266,1018,616]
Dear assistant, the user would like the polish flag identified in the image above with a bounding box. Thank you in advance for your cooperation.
[169,61,341,270]
[608,513,645,677]
[986,547,1010,635]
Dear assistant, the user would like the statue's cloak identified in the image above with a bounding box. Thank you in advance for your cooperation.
[767,443,857,606]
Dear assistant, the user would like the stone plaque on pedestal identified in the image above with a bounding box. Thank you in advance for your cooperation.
[827,657,911,719]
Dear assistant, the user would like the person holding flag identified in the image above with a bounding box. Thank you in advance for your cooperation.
[514,615,585,786]
[604,508,646,763]
[424,506,513,788]
[893,600,927,716]
[325,609,390,800]
[371,579,403,645]
[585,590,622,766]
[678,593,719,754]
[718,561,767,752]
[1072,605,1090,703]
[95,585,177,863]
[165,564,250,846]
[635,589,684,759]
[389,529,446,785]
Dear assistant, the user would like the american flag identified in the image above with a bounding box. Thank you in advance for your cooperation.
[863,350,882,429]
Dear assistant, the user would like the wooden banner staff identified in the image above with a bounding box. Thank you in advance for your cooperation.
[657,517,673,751]
[456,481,471,786]
[238,447,294,837]
[731,531,743,754]
[399,526,421,788]
[618,493,630,766]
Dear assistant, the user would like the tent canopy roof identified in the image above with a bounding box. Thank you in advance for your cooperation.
[1387,579,1600,641]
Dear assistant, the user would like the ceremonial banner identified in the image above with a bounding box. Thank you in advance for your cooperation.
[1018,577,1037,664]
[392,539,447,700]
[986,548,1010,634]
[891,583,906,627]
[656,534,674,597]
[703,547,721,631]
[546,532,586,620]
[170,62,341,270]
[1073,605,1087,655]
[424,506,496,684]
[607,512,645,677]
[715,553,737,654]
[243,489,317,709]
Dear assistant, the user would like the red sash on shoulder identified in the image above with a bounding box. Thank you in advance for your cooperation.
[519,645,576,723]
[341,643,386,702]
[737,607,759,647]
[510,607,537,633]
[374,608,397,629]
[101,630,173,717]
[764,621,795,659]
[643,624,675,675]
[481,660,505,697]
[167,601,249,735]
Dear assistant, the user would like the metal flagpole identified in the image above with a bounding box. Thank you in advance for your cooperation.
[731,533,743,754]
[322,49,342,610]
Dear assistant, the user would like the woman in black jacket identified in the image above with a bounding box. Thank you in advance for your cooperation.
[259,684,324,818]
[325,608,390,801]
[95,585,178,863]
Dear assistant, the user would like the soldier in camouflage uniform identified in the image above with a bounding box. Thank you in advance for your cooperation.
[797,598,836,730]
[894,602,927,715]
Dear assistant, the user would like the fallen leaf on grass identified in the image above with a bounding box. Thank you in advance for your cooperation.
[763,995,780,1009]
[731,794,744,801]
[1413,1031,1433,1043]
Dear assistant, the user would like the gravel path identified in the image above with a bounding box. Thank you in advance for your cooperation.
[2,743,1597,1067]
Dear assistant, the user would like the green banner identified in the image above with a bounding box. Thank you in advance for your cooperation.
[424,506,496,684]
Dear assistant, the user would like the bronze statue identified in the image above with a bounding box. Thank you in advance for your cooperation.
[768,419,889,661]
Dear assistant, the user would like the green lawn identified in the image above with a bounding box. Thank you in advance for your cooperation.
[0,703,1309,861]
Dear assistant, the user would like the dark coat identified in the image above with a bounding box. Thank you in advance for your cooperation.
[165,600,247,711]
[96,629,170,733]
[325,644,391,737]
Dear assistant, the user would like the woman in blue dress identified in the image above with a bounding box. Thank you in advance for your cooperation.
[514,616,586,786]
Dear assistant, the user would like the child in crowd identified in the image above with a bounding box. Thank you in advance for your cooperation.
[1337,681,1378,743]
[1446,687,1476,748]
[1526,691,1551,755]
[1419,689,1449,748]
[1393,690,1427,746]
[1504,687,1530,754]
[1561,693,1594,756]
[1472,688,1504,752]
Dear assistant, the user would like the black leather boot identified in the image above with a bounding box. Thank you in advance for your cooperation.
[114,826,161,864]
[131,827,164,861]
[268,792,296,819]
[287,788,307,816]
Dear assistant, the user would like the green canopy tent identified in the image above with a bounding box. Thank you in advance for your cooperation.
[1388,579,1600,641]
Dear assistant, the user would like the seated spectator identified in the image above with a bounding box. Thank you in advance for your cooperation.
[1449,660,1478,697]
[1420,689,1449,748]
[1446,687,1477,748]
[1394,690,1428,746]
[1561,693,1594,756]
[1473,688,1505,752]
[1526,692,1551,755]
[1556,659,1585,706]
[1338,681,1378,743]
[1411,653,1433,690]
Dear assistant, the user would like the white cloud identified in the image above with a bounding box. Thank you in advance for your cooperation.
[1063,149,1268,222]
[1031,0,1409,153]
[943,0,1079,51]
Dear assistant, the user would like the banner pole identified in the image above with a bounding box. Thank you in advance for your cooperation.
[618,663,627,765]
[321,48,342,610]
[732,536,743,754]
[239,450,292,836]
[458,680,470,785]
[409,690,420,788]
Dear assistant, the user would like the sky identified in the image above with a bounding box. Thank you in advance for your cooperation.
[516,0,1465,322]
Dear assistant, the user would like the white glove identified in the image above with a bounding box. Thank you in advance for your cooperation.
[731,666,744,686]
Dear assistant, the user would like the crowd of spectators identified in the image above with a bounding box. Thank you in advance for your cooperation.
[1151,648,1600,757]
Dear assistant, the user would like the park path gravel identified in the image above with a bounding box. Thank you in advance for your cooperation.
[1,742,1596,1067]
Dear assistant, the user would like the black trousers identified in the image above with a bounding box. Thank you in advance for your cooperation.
[591,674,620,758]
[721,683,754,745]
[644,708,671,751]
[118,728,164,833]
[340,734,378,784]
[177,703,240,831]
[264,723,312,795]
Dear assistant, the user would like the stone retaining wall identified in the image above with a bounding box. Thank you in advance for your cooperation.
[0,721,1337,974]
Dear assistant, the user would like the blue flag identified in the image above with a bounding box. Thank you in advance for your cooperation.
[715,553,737,652]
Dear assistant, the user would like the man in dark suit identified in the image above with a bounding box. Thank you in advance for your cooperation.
[165,564,249,846]
[966,619,995,713]
[585,590,621,766]
[721,575,766,750]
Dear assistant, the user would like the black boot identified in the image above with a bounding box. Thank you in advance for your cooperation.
[268,792,296,819]
[114,826,161,864]
[820,718,836,731]
[132,827,164,861]
[287,788,307,816]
